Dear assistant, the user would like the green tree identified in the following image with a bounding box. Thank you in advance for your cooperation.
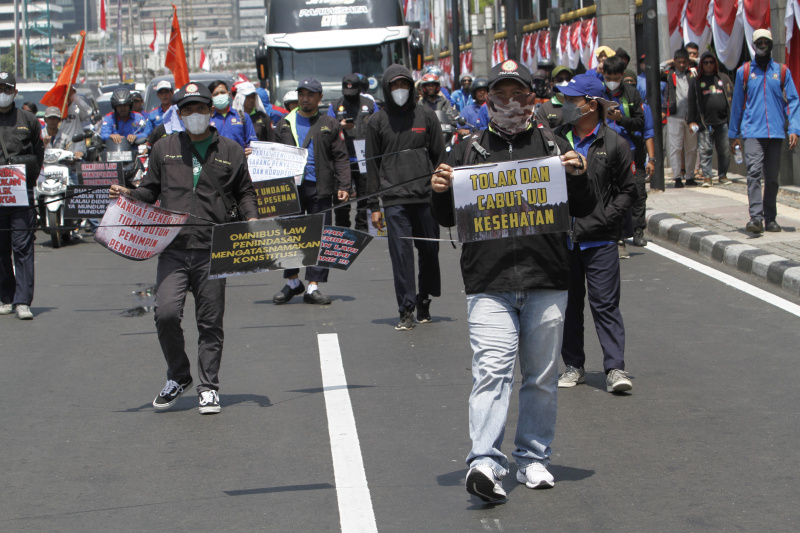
[1,45,17,74]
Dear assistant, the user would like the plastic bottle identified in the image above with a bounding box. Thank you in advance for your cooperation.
[734,145,743,164]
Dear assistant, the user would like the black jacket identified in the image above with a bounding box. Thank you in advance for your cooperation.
[554,123,636,242]
[366,64,446,209]
[329,95,376,158]
[535,98,564,130]
[0,104,44,191]
[688,51,733,128]
[130,128,258,250]
[275,110,351,198]
[251,110,276,142]
[661,65,697,117]
[430,126,597,294]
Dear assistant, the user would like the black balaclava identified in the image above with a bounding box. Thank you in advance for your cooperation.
[755,39,773,70]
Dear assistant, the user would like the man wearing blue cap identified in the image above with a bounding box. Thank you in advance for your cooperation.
[552,74,636,395]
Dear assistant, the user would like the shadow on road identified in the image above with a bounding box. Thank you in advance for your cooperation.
[224,483,334,496]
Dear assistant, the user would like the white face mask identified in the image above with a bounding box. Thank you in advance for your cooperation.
[391,88,410,106]
[183,112,210,135]
[605,80,620,91]
[212,94,230,110]
[556,81,570,87]
[0,92,15,108]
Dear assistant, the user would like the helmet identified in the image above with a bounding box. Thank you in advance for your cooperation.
[420,73,441,86]
[470,77,489,98]
[355,73,369,93]
[111,89,133,108]
[130,90,143,101]
[283,90,298,104]
[423,65,443,77]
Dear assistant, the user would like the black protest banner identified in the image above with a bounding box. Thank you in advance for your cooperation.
[65,162,124,219]
[253,177,301,218]
[209,215,324,279]
[451,156,570,243]
[316,226,373,271]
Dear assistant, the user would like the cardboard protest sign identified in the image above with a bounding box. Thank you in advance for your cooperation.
[94,195,189,260]
[452,156,569,243]
[252,177,301,218]
[353,139,367,174]
[209,215,324,279]
[316,226,373,270]
[0,165,29,206]
[247,141,308,186]
[65,162,124,219]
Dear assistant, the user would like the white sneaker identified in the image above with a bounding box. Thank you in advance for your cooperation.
[465,465,507,503]
[516,463,555,489]
[15,304,33,320]
[558,366,585,388]
[198,390,221,414]
[606,369,632,393]
[0,303,13,315]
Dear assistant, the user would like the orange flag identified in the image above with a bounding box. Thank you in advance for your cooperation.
[165,5,189,88]
[41,31,86,117]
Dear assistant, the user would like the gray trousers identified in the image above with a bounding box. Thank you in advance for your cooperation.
[744,138,784,222]
[667,116,698,177]
[698,123,731,179]
[154,248,226,393]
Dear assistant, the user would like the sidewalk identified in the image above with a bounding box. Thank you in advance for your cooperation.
[644,172,800,296]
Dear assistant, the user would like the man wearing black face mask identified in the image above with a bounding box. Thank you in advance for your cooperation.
[729,29,800,234]
[366,64,446,331]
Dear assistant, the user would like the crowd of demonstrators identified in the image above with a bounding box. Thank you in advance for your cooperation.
[536,65,573,130]
[327,74,377,231]
[100,89,147,144]
[662,48,699,188]
[208,80,257,156]
[730,29,800,234]
[109,82,258,415]
[0,72,43,321]
[272,77,351,306]
[430,61,595,503]
[366,64,445,330]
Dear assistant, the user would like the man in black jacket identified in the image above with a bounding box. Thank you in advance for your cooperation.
[553,75,637,394]
[661,48,699,187]
[430,60,596,503]
[272,77,351,305]
[109,82,258,414]
[0,71,43,321]
[366,64,446,330]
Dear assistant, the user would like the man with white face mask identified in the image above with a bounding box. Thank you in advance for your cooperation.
[366,64,446,331]
[109,82,258,415]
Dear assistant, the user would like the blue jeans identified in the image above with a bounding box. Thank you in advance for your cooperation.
[465,289,567,477]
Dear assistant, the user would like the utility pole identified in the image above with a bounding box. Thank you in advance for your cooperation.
[22,0,27,79]
[505,0,517,61]
[127,0,138,80]
[643,0,665,190]
[13,0,19,79]
[451,0,460,88]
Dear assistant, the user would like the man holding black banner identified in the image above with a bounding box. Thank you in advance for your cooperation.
[272,77,351,306]
[430,60,595,502]
[109,82,258,415]
[0,71,44,321]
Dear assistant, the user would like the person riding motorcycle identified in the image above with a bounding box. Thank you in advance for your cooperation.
[418,72,458,124]
[100,89,146,144]
[460,77,490,131]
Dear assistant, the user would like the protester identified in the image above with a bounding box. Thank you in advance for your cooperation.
[536,65,573,130]
[0,72,45,320]
[272,77,351,305]
[208,80,257,155]
[623,71,655,247]
[685,42,700,67]
[130,91,146,118]
[450,73,474,112]
[688,52,734,187]
[592,46,616,80]
[22,102,38,115]
[554,74,636,394]
[615,47,631,69]
[109,82,258,414]
[327,74,377,231]
[430,61,596,502]
[366,64,445,330]
[143,80,174,136]
[662,48,698,187]
[729,29,800,234]
[256,86,289,125]
[232,81,275,142]
[100,89,146,143]
[460,77,489,131]
[418,72,458,123]
[282,90,299,113]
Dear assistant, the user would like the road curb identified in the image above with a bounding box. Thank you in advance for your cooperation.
[645,211,800,297]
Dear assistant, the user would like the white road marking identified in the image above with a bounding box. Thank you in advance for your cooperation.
[647,242,800,317]
[318,333,378,533]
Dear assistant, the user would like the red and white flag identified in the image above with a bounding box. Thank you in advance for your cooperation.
[149,18,158,54]
[99,0,107,36]
[199,48,210,72]
[682,0,713,54]
[557,24,569,67]
[667,0,688,56]
[711,0,744,70]
[742,0,771,58]
[568,21,582,69]
[537,30,551,63]
[786,0,800,97]
[581,19,598,69]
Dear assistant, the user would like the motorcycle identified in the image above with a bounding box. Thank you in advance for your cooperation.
[35,148,81,248]
[101,137,146,189]
[434,111,469,152]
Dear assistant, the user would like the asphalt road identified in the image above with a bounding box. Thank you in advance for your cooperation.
[2,228,800,532]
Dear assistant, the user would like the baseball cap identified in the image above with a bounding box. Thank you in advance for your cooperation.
[155,80,173,92]
[44,106,62,118]
[488,60,533,90]
[551,65,573,80]
[298,77,323,94]
[173,82,212,109]
[342,74,360,96]
[753,28,773,42]
[554,74,606,99]
[0,71,16,87]
[236,82,257,96]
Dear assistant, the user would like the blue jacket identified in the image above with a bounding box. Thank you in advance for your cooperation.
[256,88,288,125]
[460,102,488,131]
[143,105,170,137]
[100,111,146,141]
[729,59,800,139]
[450,89,474,112]
[209,108,257,149]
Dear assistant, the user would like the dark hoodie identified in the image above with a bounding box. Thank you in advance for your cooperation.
[365,64,446,208]
[688,52,734,128]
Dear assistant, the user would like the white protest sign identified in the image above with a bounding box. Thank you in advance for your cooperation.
[94,195,189,260]
[452,156,569,243]
[353,139,367,174]
[247,141,308,186]
[0,165,29,207]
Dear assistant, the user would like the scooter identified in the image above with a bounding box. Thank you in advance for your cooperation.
[35,148,81,248]
[101,137,145,189]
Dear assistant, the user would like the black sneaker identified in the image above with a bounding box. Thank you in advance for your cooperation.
[765,220,782,232]
[273,281,305,304]
[685,177,698,186]
[153,376,193,410]
[674,177,684,188]
[303,289,332,305]
[632,228,647,247]
[416,298,432,323]
[198,390,221,414]
[395,310,415,331]
[746,218,764,234]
